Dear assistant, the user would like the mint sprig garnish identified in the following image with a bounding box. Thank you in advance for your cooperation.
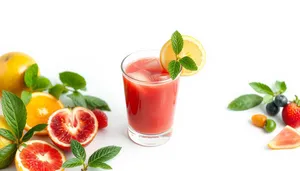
[168,31,198,79]
[228,81,288,111]
[0,90,47,169]
[62,139,121,171]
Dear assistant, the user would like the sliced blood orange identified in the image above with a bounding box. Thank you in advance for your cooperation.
[47,107,98,150]
[268,125,300,150]
[15,140,66,171]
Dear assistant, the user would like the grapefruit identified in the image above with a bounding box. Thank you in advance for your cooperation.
[268,125,300,150]
[25,92,64,135]
[0,52,37,97]
[15,140,66,171]
[47,107,98,150]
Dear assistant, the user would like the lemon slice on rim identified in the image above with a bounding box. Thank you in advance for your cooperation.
[160,35,206,76]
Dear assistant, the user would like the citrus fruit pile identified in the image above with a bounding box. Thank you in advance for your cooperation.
[0,52,111,170]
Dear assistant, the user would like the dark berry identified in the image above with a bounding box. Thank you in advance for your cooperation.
[274,95,288,107]
[266,102,280,116]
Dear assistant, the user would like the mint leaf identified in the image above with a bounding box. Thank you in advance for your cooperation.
[168,60,181,80]
[71,140,86,161]
[263,95,273,104]
[21,91,32,105]
[59,71,86,90]
[67,91,87,108]
[0,128,16,142]
[62,158,83,168]
[88,146,121,166]
[49,84,67,99]
[249,82,274,96]
[84,95,111,111]
[275,81,287,93]
[89,162,112,169]
[33,76,52,91]
[0,144,17,169]
[179,56,198,71]
[228,94,263,111]
[24,64,38,88]
[171,30,184,55]
[1,91,27,139]
[22,124,47,142]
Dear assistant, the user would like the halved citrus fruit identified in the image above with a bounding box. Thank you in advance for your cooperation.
[25,92,64,135]
[160,35,206,76]
[268,125,300,150]
[15,140,66,171]
[47,107,98,150]
[0,115,12,149]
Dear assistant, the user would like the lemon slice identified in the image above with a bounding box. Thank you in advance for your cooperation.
[160,35,206,76]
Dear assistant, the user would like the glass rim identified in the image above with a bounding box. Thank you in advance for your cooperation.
[121,49,181,85]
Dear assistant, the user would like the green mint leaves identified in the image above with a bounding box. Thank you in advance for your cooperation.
[275,81,287,94]
[84,95,111,111]
[168,31,198,79]
[171,31,184,55]
[24,64,38,88]
[228,94,263,111]
[22,64,110,111]
[0,144,17,169]
[2,91,27,139]
[168,61,181,80]
[249,82,274,96]
[48,72,111,111]
[228,81,288,111]
[59,71,86,90]
[0,90,47,169]
[67,91,87,108]
[22,64,52,105]
[62,139,121,171]
[179,56,198,71]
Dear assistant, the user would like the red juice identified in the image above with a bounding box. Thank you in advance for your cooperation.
[122,57,179,134]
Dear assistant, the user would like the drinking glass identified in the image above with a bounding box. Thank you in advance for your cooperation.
[121,50,180,146]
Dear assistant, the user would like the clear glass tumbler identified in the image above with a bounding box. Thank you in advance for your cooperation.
[121,50,180,147]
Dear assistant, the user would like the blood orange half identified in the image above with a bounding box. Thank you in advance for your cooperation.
[47,107,98,150]
[15,140,66,171]
[268,125,300,150]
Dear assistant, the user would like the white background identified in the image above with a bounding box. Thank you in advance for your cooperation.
[1,0,300,170]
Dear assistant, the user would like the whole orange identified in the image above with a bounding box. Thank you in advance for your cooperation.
[0,52,37,97]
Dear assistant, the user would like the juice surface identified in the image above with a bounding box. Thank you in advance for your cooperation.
[123,57,179,134]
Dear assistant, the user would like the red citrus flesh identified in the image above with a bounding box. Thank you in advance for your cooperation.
[15,140,65,171]
[47,107,98,150]
[268,125,300,150]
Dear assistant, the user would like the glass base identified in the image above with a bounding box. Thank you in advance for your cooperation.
[128,126,172,147]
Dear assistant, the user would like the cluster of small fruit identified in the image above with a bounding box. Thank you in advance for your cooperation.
[251,94,289,133]
[251,114,276,133]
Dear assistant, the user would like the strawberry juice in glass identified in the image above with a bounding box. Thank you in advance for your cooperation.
[121,50,180,146]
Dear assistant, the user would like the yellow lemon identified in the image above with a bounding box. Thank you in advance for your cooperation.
[160,35,206,76]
